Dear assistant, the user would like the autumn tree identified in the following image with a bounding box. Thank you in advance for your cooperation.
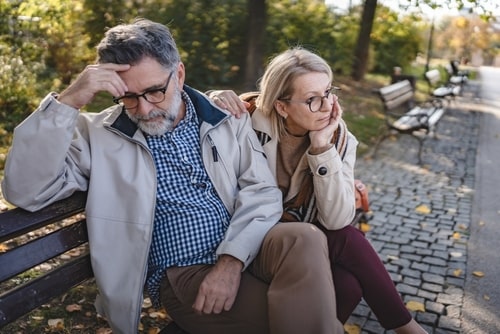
[244,0,266,90]
[351,0,377,81]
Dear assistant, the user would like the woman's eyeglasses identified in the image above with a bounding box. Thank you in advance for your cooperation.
[279,86,341,113]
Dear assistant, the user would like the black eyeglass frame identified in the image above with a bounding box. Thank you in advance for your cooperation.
[278,86,341,113]
[112,71,174,109]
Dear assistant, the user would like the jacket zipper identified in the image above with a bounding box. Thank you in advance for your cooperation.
[207,135,218,162]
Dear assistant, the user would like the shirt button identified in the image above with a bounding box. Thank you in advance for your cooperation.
[318,167,327,175]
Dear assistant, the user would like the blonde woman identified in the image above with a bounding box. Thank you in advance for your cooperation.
[210,47,427,334]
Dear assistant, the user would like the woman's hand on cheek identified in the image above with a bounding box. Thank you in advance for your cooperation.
[308,99,343,154]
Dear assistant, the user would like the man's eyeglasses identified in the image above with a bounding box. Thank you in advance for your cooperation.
[279,86,341,113]
[113,71,174,109]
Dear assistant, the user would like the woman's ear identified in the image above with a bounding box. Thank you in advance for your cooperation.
[274,100,288,119]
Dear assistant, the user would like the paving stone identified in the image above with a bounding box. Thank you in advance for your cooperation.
[438,315,461,331]
[416,312,439,325]
[361,319,385,334]
[446,305,461,318]
[422,256,447,267]
[396,283,419,295]
[422,282,444,293]
[425,300,445,314]
[436,292,462,305]
[422,273,446,285]
[417,289,438,301]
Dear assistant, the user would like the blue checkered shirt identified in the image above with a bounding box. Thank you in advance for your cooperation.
[145,92,231,307]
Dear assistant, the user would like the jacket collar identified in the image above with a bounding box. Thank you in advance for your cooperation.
[106,85,229,137]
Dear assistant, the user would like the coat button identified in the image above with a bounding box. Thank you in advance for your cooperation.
[318,167,327,175]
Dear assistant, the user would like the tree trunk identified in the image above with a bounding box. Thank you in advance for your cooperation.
[244,0,266,91]
[351,0,377,81]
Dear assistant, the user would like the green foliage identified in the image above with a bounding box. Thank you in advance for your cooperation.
[0,52,41,137]
[266,1,339,67]
[370,5,424,74]
[139,0,248,90]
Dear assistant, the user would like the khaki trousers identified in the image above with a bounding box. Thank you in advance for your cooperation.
[160,223,344,334]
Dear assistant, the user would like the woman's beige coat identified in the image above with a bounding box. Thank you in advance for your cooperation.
[251,108,358,230]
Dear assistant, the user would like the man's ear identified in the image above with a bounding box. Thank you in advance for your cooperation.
[176,62,186,86]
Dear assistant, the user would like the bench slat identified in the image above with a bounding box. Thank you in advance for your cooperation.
[0,255,93,326]
[0,220,88,281]
[0,191,87,243]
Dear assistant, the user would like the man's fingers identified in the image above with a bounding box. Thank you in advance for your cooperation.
[192,293,206,314]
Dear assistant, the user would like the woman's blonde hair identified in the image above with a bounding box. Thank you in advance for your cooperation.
[256,47,333,139]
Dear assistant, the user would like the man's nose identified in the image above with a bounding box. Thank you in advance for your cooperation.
[135,97,154,117]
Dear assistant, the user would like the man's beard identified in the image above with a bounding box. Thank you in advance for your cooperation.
[126,85,183,136]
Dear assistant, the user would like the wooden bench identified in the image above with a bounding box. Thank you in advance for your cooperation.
[1,190,369,332]
[373,79,445,164]
[446,60,469,86]
[0,192,185,333]
[425,69,461,100]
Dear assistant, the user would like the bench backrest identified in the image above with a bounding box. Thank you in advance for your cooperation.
[0,191,91,326]
[377,80,414,111]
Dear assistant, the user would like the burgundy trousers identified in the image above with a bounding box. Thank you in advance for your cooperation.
[317,224,412,329]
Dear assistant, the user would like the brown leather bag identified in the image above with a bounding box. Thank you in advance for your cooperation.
[354,179,370,213]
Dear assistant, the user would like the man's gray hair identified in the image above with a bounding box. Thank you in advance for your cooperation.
[96,18,180,70]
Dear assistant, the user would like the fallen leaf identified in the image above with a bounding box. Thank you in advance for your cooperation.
[0,243,8,253]
[453,269,463,277]
[457,223,467,230]
[148,328,162,334]
[473,271,485,278]
[406,300,425,312]
[450,252,463,258]
[359,222,371,232]
[31,316,44,321]
[415,204,431,214]
[48,318,64,329]
[479,221,485,226]
[142,297,153,308]
[344,323,361,334]
[148,311,168,319]
[96,328,113,334]
[484,295,490,301]
[66,304,82,312]
[452,232,461,240]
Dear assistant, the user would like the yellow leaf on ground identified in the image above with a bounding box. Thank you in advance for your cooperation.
[473,271,485,278]
[0,243,8,253]
[415,204,431,214]
[344,323,361,334]
[406,300,425,312]
[453,269,463,277]
[484,294,490,301]
[452,232,461,240]
[359,222,371,232]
